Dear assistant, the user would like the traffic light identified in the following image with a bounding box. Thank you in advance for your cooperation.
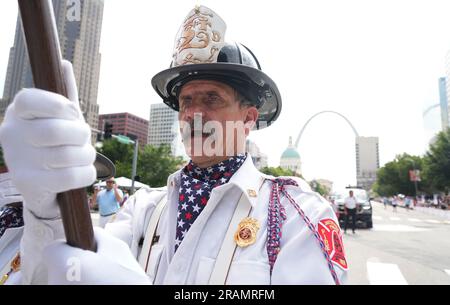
[104,122,113,139]
[127,133,137,141]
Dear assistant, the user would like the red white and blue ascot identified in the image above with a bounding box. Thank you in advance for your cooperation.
[151,5,282,129]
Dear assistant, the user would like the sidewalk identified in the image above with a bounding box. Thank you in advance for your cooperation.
[413,206,450,220]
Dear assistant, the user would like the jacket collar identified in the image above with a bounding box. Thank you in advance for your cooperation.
[0,226,23,254]
[225,154,269,208]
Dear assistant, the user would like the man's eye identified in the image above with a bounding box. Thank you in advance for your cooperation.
[206,95,220,103]
[180,98,192,108]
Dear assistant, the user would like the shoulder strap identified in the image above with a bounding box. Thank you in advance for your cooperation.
[208,177,265,285]
[138,194,168,272]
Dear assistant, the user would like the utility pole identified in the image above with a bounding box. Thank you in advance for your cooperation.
[114,134,139,194]
[131,139,139,194]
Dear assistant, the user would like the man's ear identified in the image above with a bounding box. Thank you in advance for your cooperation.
[244,107,259,134]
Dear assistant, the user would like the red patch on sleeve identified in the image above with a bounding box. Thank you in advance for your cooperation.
[317,218,348,270]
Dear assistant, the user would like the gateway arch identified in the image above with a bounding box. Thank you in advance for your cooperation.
[294,111,378,190]
[294,111,359,148]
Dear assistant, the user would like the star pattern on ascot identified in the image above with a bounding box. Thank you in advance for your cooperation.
[175,154,247,252]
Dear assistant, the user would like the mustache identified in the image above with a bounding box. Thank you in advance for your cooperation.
[179,118,218,141]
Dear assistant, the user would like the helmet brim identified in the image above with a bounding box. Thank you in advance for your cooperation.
[151,63,282,129]
[94,152,116,180]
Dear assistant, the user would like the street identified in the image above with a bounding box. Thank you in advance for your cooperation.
[344,201,450,285]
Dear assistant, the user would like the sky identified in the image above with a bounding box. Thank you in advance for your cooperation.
[1,0,449,190]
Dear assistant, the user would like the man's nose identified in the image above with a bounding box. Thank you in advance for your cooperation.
[181,103,204,121]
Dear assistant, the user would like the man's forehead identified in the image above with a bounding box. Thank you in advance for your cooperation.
[179,80,234,95]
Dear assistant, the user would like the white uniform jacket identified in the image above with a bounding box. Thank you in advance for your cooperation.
[19,156,347,284]
[106,156,348,284]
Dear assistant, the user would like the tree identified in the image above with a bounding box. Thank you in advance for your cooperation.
[97,139,134,165]
[373,153,425,196]
[137,145,185,187]
[310,180,328,196]
[260,166,302,178]
[97,140,185,187]
[0,146,4,167]
[423,128,450,194]
[260,167,329,195]
[96,139,135,178]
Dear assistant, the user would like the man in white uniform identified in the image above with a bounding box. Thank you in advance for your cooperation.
[344,190,357,234]
[0,6,347,285]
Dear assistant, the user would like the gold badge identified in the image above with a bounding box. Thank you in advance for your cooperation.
[0,254,20,285]
[234,217,260,247]
[11,254,20,272]
[247,189,257,197]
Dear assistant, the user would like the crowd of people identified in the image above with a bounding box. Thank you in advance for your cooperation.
[382,194,450,211]
[382,196,414,212]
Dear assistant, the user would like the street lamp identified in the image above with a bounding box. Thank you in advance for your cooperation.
[115,135,139,194]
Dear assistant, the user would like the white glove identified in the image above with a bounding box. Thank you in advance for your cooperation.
[44,227,151,284]
[0,172,23,208]
[0,60,96,219]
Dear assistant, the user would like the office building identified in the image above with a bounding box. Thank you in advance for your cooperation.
[2,0,105,143]
[355,136,379,191]
[148,103,182,155]
[98,112,148,147]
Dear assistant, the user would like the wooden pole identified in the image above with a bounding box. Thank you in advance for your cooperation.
[18,0,96,251]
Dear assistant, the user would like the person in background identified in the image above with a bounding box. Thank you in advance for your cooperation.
[405,196,411,211]
[392,196,398,212]
[383,197,388,209]
[92,177,123,228]
[330,197,340,219]
[344,190,357,234]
